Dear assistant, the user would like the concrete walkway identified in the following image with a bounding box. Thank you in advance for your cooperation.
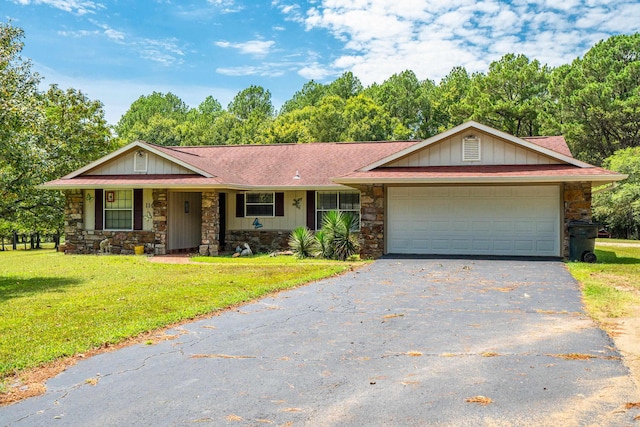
[1,259,638,426]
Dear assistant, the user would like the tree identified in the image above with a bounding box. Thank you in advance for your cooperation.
[549,33,640,164]
[307,95,346,142]
[260,108,313,144]
[177,96,224,145]
[34,85,114,236]
[366,70,434,139]
[462,54,550,137]
[280,80,326,114]
[115,92,189,144]
[429,67,472,134]
[228,85,274,120]
[593,147,640,238]
[341,94,407,141]
[326,71,363,99]
[0,22,44,224]
[41,84,114,171]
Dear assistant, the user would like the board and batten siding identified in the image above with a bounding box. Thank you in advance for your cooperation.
[83,189,153,231]
[227,190,308,231]
[89,150,196,175]
[385,131,561,167]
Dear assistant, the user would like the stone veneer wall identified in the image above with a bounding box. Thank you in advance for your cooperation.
[563,182,592,258]
[359,184,385,259]
[63,189,85,254]
[200,191,220,256]
[63,189,166,255]
[152,189,168,255]
[226,230,289,254]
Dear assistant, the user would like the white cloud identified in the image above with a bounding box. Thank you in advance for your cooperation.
[13,0,103,15]
[216,63,286,77]
[215,40,276,57]
[293,0,640,84]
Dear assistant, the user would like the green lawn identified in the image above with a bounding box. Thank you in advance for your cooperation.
[568,242,640,322]
[0,250,355,379]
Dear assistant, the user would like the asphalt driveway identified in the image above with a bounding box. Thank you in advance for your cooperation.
[2,259,638,426]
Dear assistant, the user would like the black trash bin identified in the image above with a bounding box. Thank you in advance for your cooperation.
[568,221,599,263]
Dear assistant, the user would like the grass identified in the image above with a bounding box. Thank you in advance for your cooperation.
[0,250,356,379]
[567,242,640,322]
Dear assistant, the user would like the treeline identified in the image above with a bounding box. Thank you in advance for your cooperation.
[2,20,640,240]
[116,33,640,168]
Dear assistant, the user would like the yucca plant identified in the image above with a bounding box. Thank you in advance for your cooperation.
[320,211,360,261]
[288,226,319,259]
[314,230,333,259]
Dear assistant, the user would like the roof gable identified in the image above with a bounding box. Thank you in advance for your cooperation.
[361,121,592,171]
[63,141,214,179]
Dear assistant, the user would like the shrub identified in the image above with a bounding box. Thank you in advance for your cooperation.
[288,226,319,259]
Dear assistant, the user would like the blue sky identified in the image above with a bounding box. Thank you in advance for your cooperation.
[5,0,640,124]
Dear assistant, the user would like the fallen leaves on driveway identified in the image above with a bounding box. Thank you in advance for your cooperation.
[466,396,493,405]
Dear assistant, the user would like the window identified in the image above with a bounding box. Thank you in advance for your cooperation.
[316,192,360,230]
[104,190,133,230]
[246,192,274,217]
[462,135,481,161]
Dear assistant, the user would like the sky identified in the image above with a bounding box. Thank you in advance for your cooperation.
[4,0,640,125]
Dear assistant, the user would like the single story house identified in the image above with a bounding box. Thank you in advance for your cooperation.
[43,121,626,258]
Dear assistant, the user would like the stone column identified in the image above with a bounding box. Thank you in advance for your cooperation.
[563,182,592,258]
[359,184,385,259]
[64,189,84,254]
[200,191,220,256]
[153,189,168,255]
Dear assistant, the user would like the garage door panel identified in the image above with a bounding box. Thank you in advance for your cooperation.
[388,186,560,256]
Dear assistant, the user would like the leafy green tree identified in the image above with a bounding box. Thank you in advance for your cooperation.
[177,96,224,145]
[429,66,472,134]
[341,94,407,141]
[115,92,189,144]
[366,70,433,138]
[593,147,640,238]
[0,22,45,224]
[326,71,363,99]
[225,85,275,144]
[462,54,550,137]
[42,84,114,170]
[34,85,114,237]
[260,108,313,144]
[280,80,326,114]
[307,95,346,142]
[228,85,274,120]
[549,33,640,164]
[0,22,113,239]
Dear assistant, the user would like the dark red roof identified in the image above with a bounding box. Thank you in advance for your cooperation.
[522,136,572,157]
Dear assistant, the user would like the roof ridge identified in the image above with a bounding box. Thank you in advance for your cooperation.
[154,140,422,149]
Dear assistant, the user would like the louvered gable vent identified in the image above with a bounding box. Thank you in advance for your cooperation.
[462,136,481,161]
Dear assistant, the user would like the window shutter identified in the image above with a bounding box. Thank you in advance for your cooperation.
[306,190,315,229]
[235,193,245,217]
[275,192,284,216]
[95,189,103,230]
[133,189,143,230]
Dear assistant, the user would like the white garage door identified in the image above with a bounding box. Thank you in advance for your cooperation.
[387,186,560,256]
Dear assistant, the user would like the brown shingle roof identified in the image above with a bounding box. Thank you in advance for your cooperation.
[150,141,421,187]
[521,136,572,157]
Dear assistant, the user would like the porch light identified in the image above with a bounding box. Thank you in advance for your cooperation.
[293,170,301,180]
